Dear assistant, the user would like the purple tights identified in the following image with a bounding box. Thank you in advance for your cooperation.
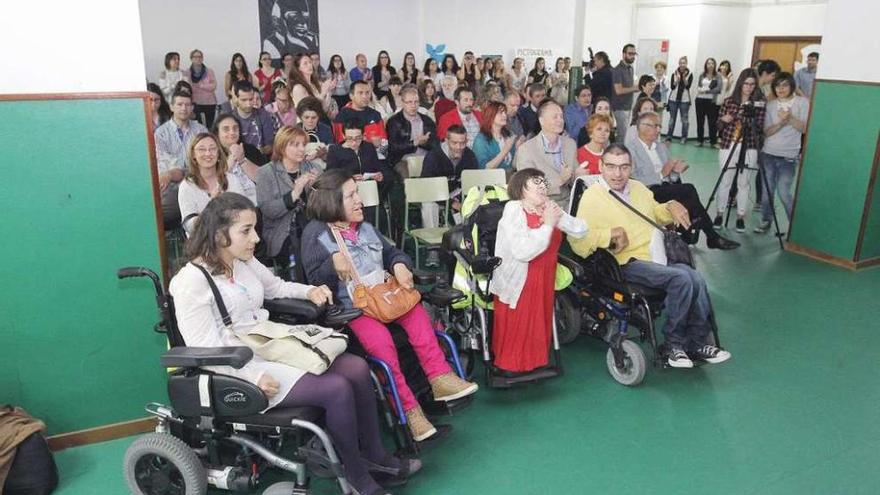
[275,353,392,495]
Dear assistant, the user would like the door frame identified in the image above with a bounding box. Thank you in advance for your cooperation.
[751,36,823,67]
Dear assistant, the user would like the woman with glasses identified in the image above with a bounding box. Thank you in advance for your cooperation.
[264,81,297,131]
[254,52,282,104]
[177,133,245,235]
[147,83,171,131]
[490,169,586,374]
[714,68,766,233]
[186,49,218,128]
[327,54,351,109]
[371,50,397,101]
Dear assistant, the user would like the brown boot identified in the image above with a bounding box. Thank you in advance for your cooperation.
[430,372,479,402]
[405,406,437,442]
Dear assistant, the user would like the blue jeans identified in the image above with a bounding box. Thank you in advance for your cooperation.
[620,260,712,349]
[666,101,690,140]
[759,152,797,223]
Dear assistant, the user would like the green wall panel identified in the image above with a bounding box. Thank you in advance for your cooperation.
[789,81,880,260]
[0,98,169,434]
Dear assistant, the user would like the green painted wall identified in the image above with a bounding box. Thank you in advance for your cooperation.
[0,98,169,434]
[789,81,880,261]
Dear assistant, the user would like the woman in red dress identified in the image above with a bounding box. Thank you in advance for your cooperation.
[490,169,587,373]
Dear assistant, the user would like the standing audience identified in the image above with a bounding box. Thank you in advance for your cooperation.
[694,58,722,147]
[372,50,397,100]
[794,52,818,98]
[254,51,283,104]
[666,56,693,144]
[185,49,217,128]
[611,44,638,142]
[159,52,188,102]
[756,72,808,233]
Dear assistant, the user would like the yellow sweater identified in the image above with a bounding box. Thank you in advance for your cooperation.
[568,180,674,265]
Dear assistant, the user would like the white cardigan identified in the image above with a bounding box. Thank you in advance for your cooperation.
[169,258,316,409]
[490,200,587,309]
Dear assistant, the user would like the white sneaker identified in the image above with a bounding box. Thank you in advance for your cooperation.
[668,346,694,368]
[692,345,731,364]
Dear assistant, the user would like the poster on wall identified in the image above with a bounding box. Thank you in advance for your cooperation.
[259,0,320,61]
[636,39,669,77]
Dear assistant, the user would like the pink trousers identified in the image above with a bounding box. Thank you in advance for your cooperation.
[347,304,451,411]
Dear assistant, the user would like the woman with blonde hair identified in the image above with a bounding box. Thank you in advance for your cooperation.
[255,126,322,279]
[178,133,244,234]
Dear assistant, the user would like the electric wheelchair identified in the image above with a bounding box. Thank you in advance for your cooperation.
[118,266,369,495]
[436,186,575,389]
[555,176,722,387]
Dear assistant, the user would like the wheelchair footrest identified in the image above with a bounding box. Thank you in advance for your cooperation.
[422,394,474,416]
[487,366,562,388]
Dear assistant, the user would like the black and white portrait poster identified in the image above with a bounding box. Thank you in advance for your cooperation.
[259,0,320,61]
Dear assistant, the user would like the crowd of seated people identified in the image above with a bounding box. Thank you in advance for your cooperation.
[151,44,803,492]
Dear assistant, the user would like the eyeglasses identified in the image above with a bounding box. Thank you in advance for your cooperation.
[602,163,632,173]
[194,146,218,154]
[345,135,364,142]
[639,123,661,129]
[529,177,550,188]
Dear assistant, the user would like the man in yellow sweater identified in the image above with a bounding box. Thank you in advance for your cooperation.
[570,143,731,368]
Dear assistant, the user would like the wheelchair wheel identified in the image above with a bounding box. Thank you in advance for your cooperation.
[554,290,582,345]
[123,432,207,495]
[605,340,646,387]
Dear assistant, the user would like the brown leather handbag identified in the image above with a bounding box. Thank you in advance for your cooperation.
[330,225,421,323]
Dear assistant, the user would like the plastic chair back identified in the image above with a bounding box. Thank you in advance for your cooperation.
[404,177,450,204]
[357,180,380,207]
[461,169,506,195]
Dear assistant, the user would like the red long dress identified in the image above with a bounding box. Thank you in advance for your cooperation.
[492,212,562,372]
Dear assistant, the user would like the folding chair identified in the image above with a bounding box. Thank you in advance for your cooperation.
[356,180,394,245]
[403,177,450,268]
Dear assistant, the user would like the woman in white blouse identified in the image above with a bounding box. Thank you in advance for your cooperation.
[169,193,419,495]
[158,52,189,102]
[490,169,587,374]
[177,133,244,235]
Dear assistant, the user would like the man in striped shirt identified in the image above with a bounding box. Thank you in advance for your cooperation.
[154,91,208,228]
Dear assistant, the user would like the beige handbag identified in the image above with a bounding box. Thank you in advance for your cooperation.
[194,264,348,375]
[238,321,349,375]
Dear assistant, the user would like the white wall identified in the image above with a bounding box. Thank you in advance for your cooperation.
[1,0,145,94]
[698,5,750,72]
[819,0,880,82]
[319,0,420,69]
[585,0,635,62]
[139,0,260,102]
[422,0,578,62]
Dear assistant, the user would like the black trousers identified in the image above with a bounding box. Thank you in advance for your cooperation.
[193,104,217,129]
[650,182,718,243]
[694,99,719,144]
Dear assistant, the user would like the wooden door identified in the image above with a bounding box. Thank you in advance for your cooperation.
[752,36,822,72]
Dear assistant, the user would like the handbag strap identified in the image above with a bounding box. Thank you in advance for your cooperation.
[193,263,233,328]
[328,224,365,286]
[607,189,668,233]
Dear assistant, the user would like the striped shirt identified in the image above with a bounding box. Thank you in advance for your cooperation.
[154,119,209,174]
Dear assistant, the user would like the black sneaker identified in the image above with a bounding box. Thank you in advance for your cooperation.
[736,218,746,233]
[691,345,731,364]
[753,221,771,234]
[667,345,694,368]
[713,216,723,229]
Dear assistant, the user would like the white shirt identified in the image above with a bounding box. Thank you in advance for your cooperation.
[169,259,317,409]
[177,173,246,235]
[638,137,664,175]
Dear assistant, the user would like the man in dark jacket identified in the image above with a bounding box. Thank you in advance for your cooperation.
[419,124,478,266]
[386,85,438,167]
[517,83,545,139]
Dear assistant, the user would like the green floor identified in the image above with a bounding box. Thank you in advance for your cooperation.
[55,143,880,495]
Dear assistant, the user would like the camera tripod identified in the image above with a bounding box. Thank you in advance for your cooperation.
[703,104,784,249]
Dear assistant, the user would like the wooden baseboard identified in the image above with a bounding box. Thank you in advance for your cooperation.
[855,256,880,270]
[47,417,157,452]
[785,242,858,270]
